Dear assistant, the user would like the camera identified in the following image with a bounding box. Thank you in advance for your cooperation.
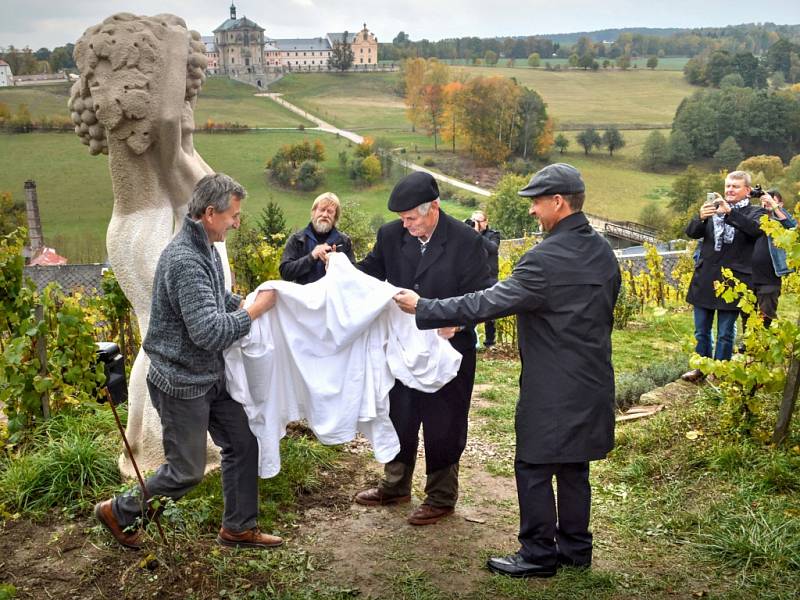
[749,184,764,199]
[464,218,475,228]
[96,342,127,407]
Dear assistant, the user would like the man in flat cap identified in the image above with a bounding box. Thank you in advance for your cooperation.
[395,163,620,577]
[355,170,490,525]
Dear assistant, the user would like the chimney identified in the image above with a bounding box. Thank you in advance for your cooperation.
[24,180,44,254]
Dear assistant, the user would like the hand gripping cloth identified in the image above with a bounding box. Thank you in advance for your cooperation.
[224,253,462,477]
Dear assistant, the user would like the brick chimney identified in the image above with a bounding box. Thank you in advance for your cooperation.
[24,180,44,254]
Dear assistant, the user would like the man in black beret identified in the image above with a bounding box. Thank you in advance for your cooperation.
[394,163,620,577]
[355,170,490,525]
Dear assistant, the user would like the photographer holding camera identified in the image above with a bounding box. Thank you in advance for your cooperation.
[682,171,767,382]
[750,189,797,329]
[467,210,501,347]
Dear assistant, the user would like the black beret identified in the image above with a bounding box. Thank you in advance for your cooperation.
[518,163,585,198]
[388,171,440,212]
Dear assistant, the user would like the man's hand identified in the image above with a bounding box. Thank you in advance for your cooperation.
[699,202,717,220]
[246,289,277,320]
[437,326,459,339]
[311,243,333,262]
[394,289,420,314]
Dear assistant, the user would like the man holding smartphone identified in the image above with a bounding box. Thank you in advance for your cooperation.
[681,170,767,382]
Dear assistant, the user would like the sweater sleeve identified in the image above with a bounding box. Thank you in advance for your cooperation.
[167,256,251,352]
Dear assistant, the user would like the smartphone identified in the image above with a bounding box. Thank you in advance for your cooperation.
[706,192,716,203]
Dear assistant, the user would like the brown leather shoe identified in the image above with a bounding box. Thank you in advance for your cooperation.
[680,369,705,383]
[217,527,283,549]
[407,504,454,526]
[94,500,143,549]
[354,487,411,506]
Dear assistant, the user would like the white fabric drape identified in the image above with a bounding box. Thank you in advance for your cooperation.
[224,253,462,478]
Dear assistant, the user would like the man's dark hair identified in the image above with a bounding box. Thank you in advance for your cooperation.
[562,192,585,212]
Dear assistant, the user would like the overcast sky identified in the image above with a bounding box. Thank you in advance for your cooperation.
[1,0,798,50]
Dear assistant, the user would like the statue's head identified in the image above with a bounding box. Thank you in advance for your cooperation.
[69,13,207,156]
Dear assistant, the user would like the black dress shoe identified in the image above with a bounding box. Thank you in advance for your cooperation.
[486,553,557,578]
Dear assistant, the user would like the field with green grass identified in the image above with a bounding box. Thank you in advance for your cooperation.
[0,78,312,128]
[0,130,474,262]
[437,57,690,71]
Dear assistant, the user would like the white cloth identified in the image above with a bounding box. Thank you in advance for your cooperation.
[224,253,462,478]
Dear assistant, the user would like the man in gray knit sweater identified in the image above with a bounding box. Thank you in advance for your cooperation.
[95,174,282,550]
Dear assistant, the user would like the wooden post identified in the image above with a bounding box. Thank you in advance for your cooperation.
[34,304,50,420]
[773,315,800,444]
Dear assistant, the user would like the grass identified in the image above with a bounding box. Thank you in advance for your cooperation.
[439,57,690,71]
[0,78,312,128]
[0,130,475,262]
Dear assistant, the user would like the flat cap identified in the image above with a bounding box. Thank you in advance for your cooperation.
[518,163,585,198]
[388,171,440,212]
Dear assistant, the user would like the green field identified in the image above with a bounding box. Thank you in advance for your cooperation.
[0,78,312,128]
[435,57,690,71]
[0,130,475,262]
[270,68,693,131]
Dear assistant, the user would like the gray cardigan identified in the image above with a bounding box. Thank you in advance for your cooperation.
[143,216,251,399]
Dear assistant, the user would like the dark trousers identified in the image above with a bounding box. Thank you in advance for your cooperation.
[484,319,496,346]
[113,379,259,533]
[515,460,592,567]
[382,349,476,507]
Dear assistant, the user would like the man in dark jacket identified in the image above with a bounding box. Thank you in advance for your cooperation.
[394,164,620,577]
[681,171,766,382]
[279,192,355,284]
[470,210,502,347]
[354,171,490,526]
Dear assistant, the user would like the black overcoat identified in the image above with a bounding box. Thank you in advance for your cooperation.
[416,212,620,463]
[279,225,355,284]
[685,205,766,310]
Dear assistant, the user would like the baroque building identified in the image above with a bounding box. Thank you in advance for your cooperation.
[203,4,379,84]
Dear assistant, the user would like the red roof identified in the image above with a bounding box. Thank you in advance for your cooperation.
[29,247,68,266]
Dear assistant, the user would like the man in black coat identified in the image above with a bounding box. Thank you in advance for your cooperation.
[470,210,502,347]
[394,164,620,577]
[354,171,490,526]
[681,171,766,382]
[279,192,355,284]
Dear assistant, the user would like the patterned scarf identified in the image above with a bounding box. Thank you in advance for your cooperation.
[713,198,750,251]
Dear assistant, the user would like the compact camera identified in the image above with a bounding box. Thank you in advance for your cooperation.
[464,218,476,228]
[749,185,764,199]
[96,342,127,407]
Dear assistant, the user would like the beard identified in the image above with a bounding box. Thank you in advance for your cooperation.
[312,216,333,234]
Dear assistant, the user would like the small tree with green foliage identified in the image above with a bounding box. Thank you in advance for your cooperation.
[616,55,631,70]
[0,192,26,236]
[646,56,658,70]
[486,174,533,238]
[668,166,705,213]
[640,130,669,171]
[360,155,382,185]
[602,127,626,156]
[554,133,570,154]
[527,53,540,68]
[257,201,289,247]
[330,33,354,72]
[667,130,694,166]
[714,136,745,171]
[576,128,602,155]
[484,50,498,66]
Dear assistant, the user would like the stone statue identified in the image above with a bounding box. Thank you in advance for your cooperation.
[70,13,225,476]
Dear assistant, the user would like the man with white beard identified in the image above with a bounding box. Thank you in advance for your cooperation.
[279,192,356,284]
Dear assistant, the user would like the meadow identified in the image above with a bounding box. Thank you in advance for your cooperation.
[432,56,690,71]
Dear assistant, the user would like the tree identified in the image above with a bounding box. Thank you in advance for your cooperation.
[441,81,465,153]
[720,73,745,89]
[420,82,446,151]
[0,192,26,236]
[601,127,626,156]
[646,56,658,70]
[360,155,382,185]
[578,53,595,70]
[714,136,744,170]
[555,133,570,154]
[667,129,694,166]
[484,50,498,66]
[638,204,669,233]
[329,33,354,72]
[616,55,631,70]
[402,57,427,132]
[669,166,705,213]
[527,53,540,68]
[486,174,532,238]
[568,53,579,68]
[513,87,548,159]
[576,128,602,155]
[337,199,374,259]
[640,130,669,171]
[257,201,289,247]
[738,155,784,183]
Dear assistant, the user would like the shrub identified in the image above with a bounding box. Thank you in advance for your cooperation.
[422,158,436,167]
[359,155,382,185]
[296,160,325,191]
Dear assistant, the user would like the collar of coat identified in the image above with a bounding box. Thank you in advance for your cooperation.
[181,215,216,260]
[545,211,590,237]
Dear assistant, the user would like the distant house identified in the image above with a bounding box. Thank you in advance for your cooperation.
[202,36,220,75]
[0,59,13,87]
[328,25,378,67]
[269,24,379,71]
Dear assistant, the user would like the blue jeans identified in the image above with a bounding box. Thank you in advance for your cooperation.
[693,306,738,361]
